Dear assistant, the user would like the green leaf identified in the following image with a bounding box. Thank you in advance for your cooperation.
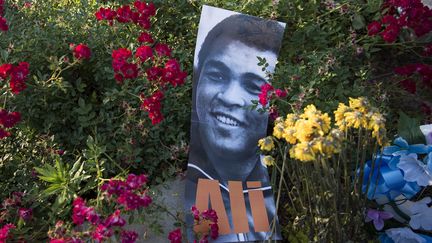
[366,0,383,13]
[352,14,365,30]
[0,50,9,62]
[397,112,426,144]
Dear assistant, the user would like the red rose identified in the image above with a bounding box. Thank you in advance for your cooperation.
[154,43,171,57]
[275,89,287,98]
[170,71,187,87]
[10,62,29,82]
[133,0,147,13]
[95,7,117,25]
[136,15,151,29]
[381,15,398,25]
[120,63,139,79]
[142,2,156,17]
[112,48,132,72]
[116,5,133,23]
[114,73,124,84]
[146,66,162,81]
[138,32,154,43]
[380,24,400,43]
[0,128,11,139]
[0,63,12,79]
[0,111,21,128]
[73,44,92,60]
[9,80,26,94]
[135,45,153,62]
[422,43,432,57]
[367,21,382,36]
[134,1,156,17]
[112,48,132,60]
[0,17,8,32]
[165,59,180,72]
[394,64,417,76]
[399,79,416,94]
[18,208,33,222]
[168,228,182,243]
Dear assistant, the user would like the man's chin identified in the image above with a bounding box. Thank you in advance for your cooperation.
[209,145,252,160]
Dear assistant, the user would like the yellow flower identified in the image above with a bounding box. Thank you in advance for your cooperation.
[300,104,319,119]
[273,122,285,139]
[329,128,344,142]
[349,97,369,113]
[334,103,351,125]
[289,142,315,162]
[368,112,386,132]
[258,136,275,151]
[284,113,299,128]
[344,111,367,129]
[372,126,387,146]
[335,119,348,131]
[294,119,315,142]
[274,116,284,125]
[309,113,331,135]
[283,127,297,144]
[313,136,341,157]
[263,155,275,166]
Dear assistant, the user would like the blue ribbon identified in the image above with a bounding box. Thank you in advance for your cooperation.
[379,232,432,243]
[382,137,432,170]
[362,154,420,200]
[383,137,432,156]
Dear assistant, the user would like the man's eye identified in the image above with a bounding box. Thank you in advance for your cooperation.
[207,72,225,81]
[245,82,262,94]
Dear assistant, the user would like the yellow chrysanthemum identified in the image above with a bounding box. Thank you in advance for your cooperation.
[289,142,315,162]
[372,126,387,146]
[284,113,299,128]
[334,103,351,125]
[335,119,348,131]
[273,123,285,139]
[309,113,331,135]
[294,119,315,142]
[300,104,319,119]
[368,112,386,132]
[344,111,367,129]
[274,116,284,125]
[329,128,344,142]
[283,127,297,144]
[349,97,369,113]
[263,155,275,166]
[258,136,275,151]
[313,135,341,157]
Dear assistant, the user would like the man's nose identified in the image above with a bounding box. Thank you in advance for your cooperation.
[217,80,246,107]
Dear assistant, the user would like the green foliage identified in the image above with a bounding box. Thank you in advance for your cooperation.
[397,112,426,144]
[35,156,92,210]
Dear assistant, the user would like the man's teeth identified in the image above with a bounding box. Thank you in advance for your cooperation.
[216,115,239,126]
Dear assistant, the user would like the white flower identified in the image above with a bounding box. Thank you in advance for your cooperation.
[408,197,432,230]
[397,153,432,187]
[385,227,426,243]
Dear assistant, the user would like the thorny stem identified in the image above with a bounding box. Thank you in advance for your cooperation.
[103,152,128,174]
[46,59,80,83]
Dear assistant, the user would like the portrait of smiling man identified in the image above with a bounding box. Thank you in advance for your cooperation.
[185,5,285,242]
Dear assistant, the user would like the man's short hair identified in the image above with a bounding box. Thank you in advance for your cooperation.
[197,14,284,75]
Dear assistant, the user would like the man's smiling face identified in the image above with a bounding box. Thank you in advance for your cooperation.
[196,37,277,161]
